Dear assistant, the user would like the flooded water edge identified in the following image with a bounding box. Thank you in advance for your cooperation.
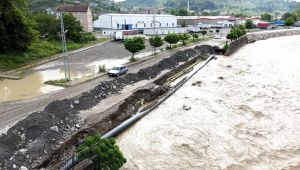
[117,35,300,169]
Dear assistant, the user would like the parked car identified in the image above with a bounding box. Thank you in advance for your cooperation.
[107,66,128,77]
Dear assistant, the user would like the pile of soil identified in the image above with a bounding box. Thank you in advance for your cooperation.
[0,45,220,169]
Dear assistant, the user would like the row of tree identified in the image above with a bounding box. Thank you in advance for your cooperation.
[124,32,210,60]
[281,11,300,26]
[260,11,300,26]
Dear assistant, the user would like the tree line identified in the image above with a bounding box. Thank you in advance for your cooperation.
[0,0,95,54]
[124,30,219,61]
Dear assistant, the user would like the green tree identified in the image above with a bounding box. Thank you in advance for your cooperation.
[282,12,297,21]
[63,14,84,43]
[149,35,163,53]
[124,37,145,60]
[245,20,254,29]
[77,135,126,170]
[209,30,213,34]
[192,33,198,42]
[178,33,190,45]
[216,29,220,34]
[200,30,207,37]
[169,9,177,15]
[177,8,188,16]
[237,25,247,36]
[226,32,236,41]
[261,13,272,22]
[164,33,180,48]
[285,17,295,26]
[226,26,246,41]
[33,13,59,40]
[0,0,37,53]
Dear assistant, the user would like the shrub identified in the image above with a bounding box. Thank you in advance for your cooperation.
[98,64,106,72]
[81,32,97,42]
[223,41,229,51]
[77,135,126,170]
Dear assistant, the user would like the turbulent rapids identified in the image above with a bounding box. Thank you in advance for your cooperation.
[117,35,300,169]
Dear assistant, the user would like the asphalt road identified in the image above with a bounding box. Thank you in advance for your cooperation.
[0,39,225,134]
[0,40,155,103]
[35,40,154,72]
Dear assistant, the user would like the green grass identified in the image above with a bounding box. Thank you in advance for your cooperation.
[0,38,110,72]
[185,36,212,45]
[129,56,138,62]
[98,64,106,73]
[44,78,70,87]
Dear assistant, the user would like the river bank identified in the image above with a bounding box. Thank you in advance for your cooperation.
[224,28,300,56]
[117,35,300,169]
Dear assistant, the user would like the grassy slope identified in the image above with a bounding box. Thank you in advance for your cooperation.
[0,38,109,72]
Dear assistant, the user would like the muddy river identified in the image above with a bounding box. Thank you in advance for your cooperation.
[117,35,300,169]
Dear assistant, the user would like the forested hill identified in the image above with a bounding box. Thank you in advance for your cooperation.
[120,0,300,14]
[27,0,117,10]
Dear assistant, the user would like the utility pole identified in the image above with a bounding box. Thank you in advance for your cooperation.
[149,0,156,54]
[59,1,70,81]
[152,9,156,54]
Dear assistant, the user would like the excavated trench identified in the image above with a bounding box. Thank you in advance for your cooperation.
[0,45,220,169]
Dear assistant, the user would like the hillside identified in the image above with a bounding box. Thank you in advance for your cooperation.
[120,0,300,15]
[27,0,120,13]
[26,0,300,15]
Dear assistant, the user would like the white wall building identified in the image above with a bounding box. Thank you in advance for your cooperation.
[94,13,178,35]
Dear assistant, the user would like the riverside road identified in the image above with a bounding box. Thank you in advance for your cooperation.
[0,38,225,135]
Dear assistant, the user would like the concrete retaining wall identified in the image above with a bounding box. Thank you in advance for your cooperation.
[224,29,300,56]
[224,36,248,56]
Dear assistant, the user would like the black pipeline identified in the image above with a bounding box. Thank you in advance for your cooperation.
[60,55,217,170]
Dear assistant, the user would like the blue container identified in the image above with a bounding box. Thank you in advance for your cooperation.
[274,21,285,26]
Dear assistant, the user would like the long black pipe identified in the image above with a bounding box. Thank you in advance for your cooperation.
[60,55,217,170]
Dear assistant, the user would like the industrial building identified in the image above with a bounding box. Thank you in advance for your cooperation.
[93,13,178,35]
[177,16,237,28]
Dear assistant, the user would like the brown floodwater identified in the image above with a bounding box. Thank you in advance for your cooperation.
[117,35,300,169]
[0,51,154,103]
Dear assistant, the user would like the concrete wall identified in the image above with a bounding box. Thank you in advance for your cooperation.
[224,36,248,56]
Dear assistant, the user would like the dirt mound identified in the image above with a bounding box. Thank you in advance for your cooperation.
[0,45,219,169]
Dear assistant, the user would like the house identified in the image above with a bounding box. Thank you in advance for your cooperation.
[56,2,93,32]
[46,8,55,15]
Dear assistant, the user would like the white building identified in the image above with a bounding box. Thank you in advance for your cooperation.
[93,13,178,35]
